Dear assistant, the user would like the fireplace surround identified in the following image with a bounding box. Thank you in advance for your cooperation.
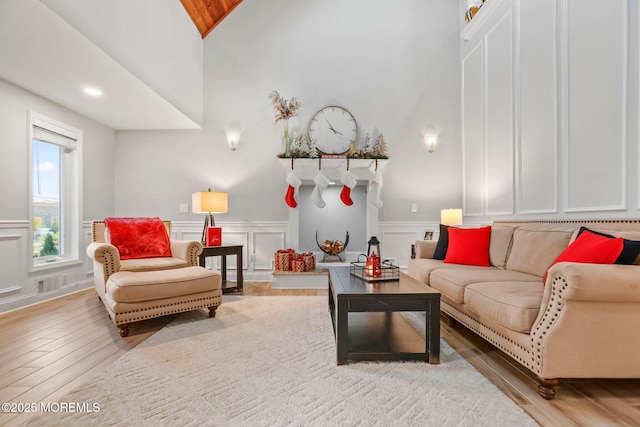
[279,158,388,261]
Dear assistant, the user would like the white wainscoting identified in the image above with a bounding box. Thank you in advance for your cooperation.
[461,0,633,218]
[379,221,441,269]
[564,0,627,212]
[485,8,514,216]
[0,218,445,310]
[462,42,485,217]
[0,221,27,296]
[173,220,440,279]
[0,220,94,314]
[518,0,557,214]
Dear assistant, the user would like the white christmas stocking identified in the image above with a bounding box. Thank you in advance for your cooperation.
[367,171,383,208]
[311,171,330,208]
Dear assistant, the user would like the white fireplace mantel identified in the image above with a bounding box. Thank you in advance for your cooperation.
[279,157,389,253]
[278,158,388,182]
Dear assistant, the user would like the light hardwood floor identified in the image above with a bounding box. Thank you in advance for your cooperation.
[1,283,639,426]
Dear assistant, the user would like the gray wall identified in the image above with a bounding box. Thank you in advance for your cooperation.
[113,0,463,223]
[0,78,116,220]
[0,78,116,311]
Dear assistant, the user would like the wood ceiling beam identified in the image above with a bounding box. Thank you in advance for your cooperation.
[180,0,243,39]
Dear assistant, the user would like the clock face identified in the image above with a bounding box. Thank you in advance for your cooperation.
[308,106,358,155]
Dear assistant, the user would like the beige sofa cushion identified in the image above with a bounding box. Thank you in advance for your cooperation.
[430,268,538,304]
[506,226,574,277]
[107,266,221,303]
[407,258,489,286]
[464,281,544,333]
[120,257,189,272]
[489,226,515,269]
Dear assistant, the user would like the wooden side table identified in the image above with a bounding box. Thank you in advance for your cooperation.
[198,244,243,294]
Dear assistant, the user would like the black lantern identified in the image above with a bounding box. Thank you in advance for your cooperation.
[367,236,380,256]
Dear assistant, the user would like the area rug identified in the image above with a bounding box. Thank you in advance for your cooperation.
[27,296,537,426]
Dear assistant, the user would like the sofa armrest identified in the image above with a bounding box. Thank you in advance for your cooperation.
[170,240,203,266]
[86,242,121,283]
[546,262,640,303]
[531,261,640,380]
[413,240,438,259]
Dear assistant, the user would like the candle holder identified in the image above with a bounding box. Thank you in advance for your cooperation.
[350,255,399,282]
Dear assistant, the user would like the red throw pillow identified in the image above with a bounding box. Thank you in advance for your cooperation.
[104,217,172,260]
[444,226,491,267]
[543,229,623,284]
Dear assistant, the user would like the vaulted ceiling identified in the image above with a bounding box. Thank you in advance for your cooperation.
[180,0,243,38]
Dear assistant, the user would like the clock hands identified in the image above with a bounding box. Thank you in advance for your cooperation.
[324,116,344,136]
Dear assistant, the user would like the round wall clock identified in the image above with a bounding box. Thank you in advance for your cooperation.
[308,106,358,154]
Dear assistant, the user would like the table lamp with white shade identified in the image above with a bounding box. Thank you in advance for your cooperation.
[440,208,463,227]
[192,189,228,245]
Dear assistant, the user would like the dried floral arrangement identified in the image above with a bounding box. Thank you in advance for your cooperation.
[268,91,300,123]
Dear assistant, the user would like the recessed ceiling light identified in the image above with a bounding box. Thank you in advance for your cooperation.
[83,87,103,97]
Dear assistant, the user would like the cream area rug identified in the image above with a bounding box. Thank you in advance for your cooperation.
[27,296,537,427]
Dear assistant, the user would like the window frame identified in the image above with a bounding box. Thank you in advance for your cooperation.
[28,111,83,272]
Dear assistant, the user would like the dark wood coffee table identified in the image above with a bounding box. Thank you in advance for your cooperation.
[328,266,440,365]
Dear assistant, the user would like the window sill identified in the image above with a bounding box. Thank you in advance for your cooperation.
[30,258,82,273]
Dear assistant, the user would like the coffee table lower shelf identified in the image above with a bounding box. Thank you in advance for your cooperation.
[332,311,429,362]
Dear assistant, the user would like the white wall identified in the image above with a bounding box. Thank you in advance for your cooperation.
[0,78,116,312]
[42,0,204,126]
[460,0,640,221]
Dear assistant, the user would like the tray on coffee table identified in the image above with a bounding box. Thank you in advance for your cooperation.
[349,259,399,282]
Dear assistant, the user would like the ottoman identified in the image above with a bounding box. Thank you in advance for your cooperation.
[102,266,222,337]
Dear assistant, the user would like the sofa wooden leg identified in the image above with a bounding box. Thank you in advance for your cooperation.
[117,324,130,337]
[208,306,218,318]
[537,377,558,400]
[442,312,457,327]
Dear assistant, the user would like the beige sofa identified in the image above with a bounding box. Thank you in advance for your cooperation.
[408,220,640,399]
[87,220,222,337]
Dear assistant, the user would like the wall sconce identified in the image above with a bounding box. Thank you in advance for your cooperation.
[440,208,463,226]
[424,132,438,153]
[227,131,240,151]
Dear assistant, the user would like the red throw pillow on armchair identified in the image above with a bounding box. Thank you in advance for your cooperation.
[543,229,623,284]
[444,226,491,267]
[104,217,172,260]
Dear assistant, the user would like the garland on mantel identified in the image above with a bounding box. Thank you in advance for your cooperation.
[277,132,389,159]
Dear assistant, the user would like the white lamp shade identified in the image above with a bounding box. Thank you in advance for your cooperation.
[440,208,463,226]
[192,191,228,213]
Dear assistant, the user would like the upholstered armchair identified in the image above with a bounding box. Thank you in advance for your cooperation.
[87,218,222,337]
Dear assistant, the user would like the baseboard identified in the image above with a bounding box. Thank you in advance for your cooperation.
[0,279,93,315]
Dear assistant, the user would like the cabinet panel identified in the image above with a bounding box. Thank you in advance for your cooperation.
[462,43,484,216]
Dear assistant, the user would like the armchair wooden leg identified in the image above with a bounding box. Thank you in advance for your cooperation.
[208,306,218,318]
[117,324,130,337]
[537,377,558,400]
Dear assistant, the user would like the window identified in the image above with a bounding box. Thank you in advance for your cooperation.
[29,111,82,271]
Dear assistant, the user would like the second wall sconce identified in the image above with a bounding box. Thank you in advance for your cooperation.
[227,131,240,151]
[424,125,438,153]
[424,133,438,153]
